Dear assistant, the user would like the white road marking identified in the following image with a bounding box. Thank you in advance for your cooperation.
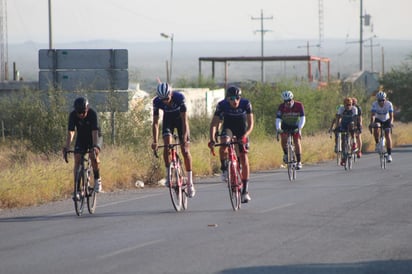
[97,239,164,259]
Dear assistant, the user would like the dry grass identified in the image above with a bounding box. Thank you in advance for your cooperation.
[1,122,411,209]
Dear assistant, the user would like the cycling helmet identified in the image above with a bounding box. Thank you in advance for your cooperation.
[343,97,353,105]
[226,86,242,97]
[73,97,89,113]
[281,90,294,101]
[156,82,171,99]
[376,91,387,100]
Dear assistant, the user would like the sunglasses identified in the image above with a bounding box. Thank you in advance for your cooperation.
[76,110,87,115]
[229,95,241,101]
[284,99,292,103]
[378,99,385,102]
[161,97,170,101]
[346,104,352,106]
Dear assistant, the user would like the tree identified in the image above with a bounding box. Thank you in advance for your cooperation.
[380,56,412,122]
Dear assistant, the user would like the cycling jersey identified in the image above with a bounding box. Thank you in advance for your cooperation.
[337,105,358,131]
[68,108,100,151]
[214,98,252,138]
[371,100,393,122]
[153,91,188,139]
[276,101,305,130]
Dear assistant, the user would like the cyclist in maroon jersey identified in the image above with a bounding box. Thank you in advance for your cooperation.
[275,91,306,170]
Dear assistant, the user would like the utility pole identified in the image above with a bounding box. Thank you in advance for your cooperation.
[251,9,272,83]
[0,0,8,81]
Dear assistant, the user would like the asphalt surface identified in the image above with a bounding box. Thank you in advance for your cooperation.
[1,146,412,274]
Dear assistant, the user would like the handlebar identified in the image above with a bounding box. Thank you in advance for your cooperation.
[153,143,182,158]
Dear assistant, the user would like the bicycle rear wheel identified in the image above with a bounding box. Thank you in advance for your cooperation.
[74,168,86,216]
[169,163,183,212]
[86,169,97,214]
[227,160,241,211]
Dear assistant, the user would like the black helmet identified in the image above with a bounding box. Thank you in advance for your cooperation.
[226,86,242,97]
[73,97,89,113]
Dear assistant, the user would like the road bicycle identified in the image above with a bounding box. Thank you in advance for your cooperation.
[277,129,297,181]
[211,137,243,211]
[155,137,188,212]
[64,149,97,216]
[374,124,390,169]
[340,129,356,171]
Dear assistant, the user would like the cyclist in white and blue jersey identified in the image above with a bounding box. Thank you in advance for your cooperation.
[369,91,394,162]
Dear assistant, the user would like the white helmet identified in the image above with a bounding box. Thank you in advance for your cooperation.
[281,90,294,101]
[156,82,171,99]
[376,91,386,100]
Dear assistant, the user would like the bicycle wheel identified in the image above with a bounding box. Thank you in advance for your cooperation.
[336,133,342,166]
[169,163,183,212]
[287,139,296,181]
[178,161,188,210]
[227,160,241,211]
[74,167,86,216]
[86,168,97,214]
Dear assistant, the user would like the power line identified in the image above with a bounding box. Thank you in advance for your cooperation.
[251,9,273,82]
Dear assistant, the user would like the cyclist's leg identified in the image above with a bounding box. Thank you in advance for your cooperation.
[293,132,302,165]
[383,120,393,158]
[219,128,231,171]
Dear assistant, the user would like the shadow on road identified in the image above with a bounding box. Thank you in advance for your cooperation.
[219,260,412,274]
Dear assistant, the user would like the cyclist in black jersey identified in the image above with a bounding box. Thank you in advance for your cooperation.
[151,82,196,198]
[63,97,103,194]
[209,86,254,203]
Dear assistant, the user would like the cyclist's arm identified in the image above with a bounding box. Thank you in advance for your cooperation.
[209,115,221,142]
[244,113,254,138]
[180,111,190,143]
[64,130,75,149]
[152,114,160,145]
[92,130,100,150]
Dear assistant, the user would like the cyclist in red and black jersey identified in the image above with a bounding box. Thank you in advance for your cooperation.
[209,86,254,203]
[151,82,196,198]
[275,91,306,170]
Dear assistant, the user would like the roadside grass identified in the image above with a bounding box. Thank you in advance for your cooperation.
[1,122,411,209]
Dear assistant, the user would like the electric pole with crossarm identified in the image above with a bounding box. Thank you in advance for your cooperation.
[251,9,273,83]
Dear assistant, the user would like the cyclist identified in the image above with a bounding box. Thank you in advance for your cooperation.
[208,85,254,203]
[275,90,306,170]
[336,97,358,166]
[329,104,343,153]
[352,97,363,158]
[151,82,196,198]
[63,97,102,195]
[369,91,394,162]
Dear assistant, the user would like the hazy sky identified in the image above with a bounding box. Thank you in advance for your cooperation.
[7,0,412,44]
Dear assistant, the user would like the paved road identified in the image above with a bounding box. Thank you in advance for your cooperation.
[1,146,412,274]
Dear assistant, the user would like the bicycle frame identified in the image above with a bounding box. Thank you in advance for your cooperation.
[375,125,388,169]
[277,130,297,181]
[65,149,97,216]
[155,141,188,212]
[213,138,243,211]
[340,130,354,171]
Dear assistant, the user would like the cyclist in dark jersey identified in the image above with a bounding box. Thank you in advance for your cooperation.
[151,82,195,198]
[336,97,359,166]
[209,86,254,203]
[63,97,103,194]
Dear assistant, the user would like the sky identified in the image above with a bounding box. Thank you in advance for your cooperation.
[6,0,412,44]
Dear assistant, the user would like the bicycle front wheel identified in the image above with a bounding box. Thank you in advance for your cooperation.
[169,164,183,212]
[74,167,86,216]
[86,169,97,214]
[178,163,188,211]
[227,161,242,211]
